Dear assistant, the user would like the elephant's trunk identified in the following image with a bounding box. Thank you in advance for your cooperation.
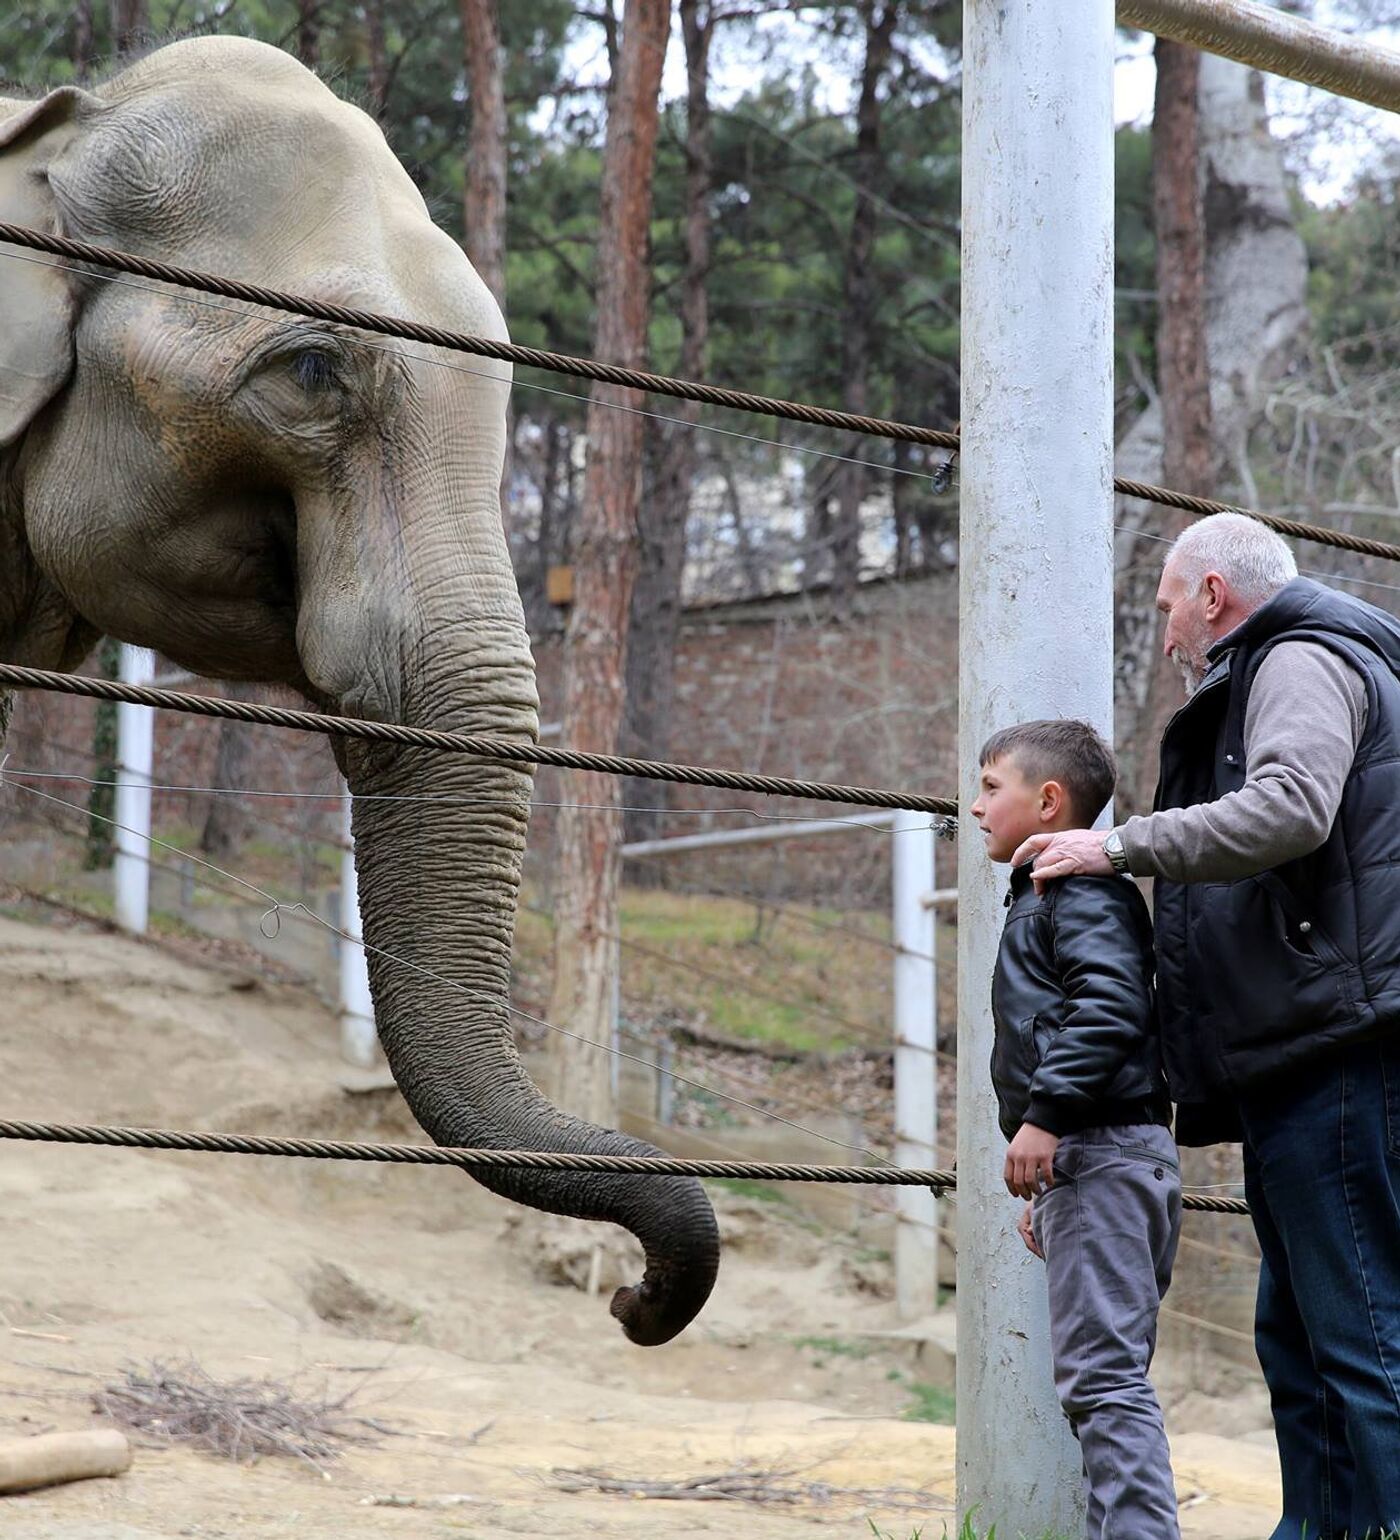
[292,339,718,1345]
[335,645,719,1346]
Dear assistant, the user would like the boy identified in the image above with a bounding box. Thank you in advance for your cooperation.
[970,719,1181,1540]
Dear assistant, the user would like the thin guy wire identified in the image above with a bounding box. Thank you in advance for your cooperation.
[3,776,893,1167]
[2,226,1396,561]
[16,790,920,1163]
[8,761,948,1098]
[3,764,945,838]
[607,922,957,1069]
[1119,521,1400,597]
[0,225,960,450]
[523,902,894,1050]
[12,818,931,1171]
[0,250,948,489]
[0,790,1241,1209]
[0,665,958,817]
[660,874,939,964]
[8,782,936,1162]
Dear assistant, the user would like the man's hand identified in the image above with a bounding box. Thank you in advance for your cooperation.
[1017,1202,1044,1260]
[1011,829,1113,894]
[1004,1122,1060,1200]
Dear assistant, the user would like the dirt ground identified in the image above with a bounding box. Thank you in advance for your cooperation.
[0,906,1282,1539]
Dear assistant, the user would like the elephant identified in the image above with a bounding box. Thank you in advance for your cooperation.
[0,36,719,1345]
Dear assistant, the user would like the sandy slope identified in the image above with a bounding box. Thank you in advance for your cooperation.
[0,910,1279,1539]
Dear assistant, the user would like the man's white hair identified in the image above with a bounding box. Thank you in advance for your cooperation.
[1166,512,1297,606]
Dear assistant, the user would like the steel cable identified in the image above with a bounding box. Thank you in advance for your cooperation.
[0,223,959,450]
[0,1117,1247,1212]
[2,224,1398,562]
[0,665,957,817]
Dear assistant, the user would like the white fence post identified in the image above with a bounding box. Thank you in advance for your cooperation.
[892,809,939,1321]
[959,0,1115,1529]
[339,789,380,1068]
[113,645,156,935]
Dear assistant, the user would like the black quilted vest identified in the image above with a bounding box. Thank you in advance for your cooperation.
[1153,578,1400,1143]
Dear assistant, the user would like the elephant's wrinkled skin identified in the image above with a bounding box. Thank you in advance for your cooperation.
[0,37,718,1345]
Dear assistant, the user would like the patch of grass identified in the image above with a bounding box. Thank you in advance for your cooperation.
[792,1334,875,1369]
[705,992,829,1050]
[793,1334,873,1359]
[613,886,894,1054]
[902,1381,956,1424]
[710,1176,789,1206]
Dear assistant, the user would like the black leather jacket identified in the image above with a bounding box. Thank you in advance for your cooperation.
[991,865,1170,1142]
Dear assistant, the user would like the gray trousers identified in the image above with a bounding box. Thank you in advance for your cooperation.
[1032,1123,1183,1540]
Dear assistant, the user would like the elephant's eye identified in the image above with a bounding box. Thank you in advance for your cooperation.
[291,349,338,392]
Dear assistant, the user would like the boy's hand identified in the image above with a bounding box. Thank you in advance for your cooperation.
[1005,1122,1060,1199]
[1017,1202,1043,1260]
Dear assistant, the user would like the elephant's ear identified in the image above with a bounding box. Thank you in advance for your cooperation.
[0,88,98,447]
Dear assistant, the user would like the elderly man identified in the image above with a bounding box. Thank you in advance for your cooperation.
[1014,512,1400,1540]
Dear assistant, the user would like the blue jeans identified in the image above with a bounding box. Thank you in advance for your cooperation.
[1238,1038,1400,1540]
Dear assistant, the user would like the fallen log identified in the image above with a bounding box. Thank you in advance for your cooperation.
[0,1430,132,1495]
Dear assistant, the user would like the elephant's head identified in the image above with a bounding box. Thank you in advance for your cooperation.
[0,37,718,1345]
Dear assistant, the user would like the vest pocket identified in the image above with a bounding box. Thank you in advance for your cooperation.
[1193,876,1352,1051]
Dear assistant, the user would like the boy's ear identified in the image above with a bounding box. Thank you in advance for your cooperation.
[1038,779,1067,821]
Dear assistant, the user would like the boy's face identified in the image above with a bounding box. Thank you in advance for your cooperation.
[970,755,1066,864]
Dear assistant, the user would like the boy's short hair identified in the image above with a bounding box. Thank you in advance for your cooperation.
[979,719,1117,825]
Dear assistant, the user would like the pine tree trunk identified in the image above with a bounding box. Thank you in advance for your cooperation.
[296,0,320,68]
[521,418,569,637]
[199,686,256,862]
[1112,55,1308,811]
[84,638,120,870]
[73,0,94,81]
[1128,38,1213,812]
[831,1,897,615]
[622,0,713,856]
[461,0,513,531]
[365,0,388,119]
[109,0,147,55]
[462,0,507,307]
[547,0,670,1126]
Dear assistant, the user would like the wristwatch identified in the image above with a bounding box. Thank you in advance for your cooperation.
[1103,830,1130,876]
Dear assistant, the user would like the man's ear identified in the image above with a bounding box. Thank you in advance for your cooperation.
[0,87,100,446]
[1201,571,1229,620]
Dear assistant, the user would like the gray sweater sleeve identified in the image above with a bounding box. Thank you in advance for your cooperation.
[1118,641,1368,882]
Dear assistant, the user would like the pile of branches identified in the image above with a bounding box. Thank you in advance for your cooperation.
[93,1359,386,1470]
[550,1461,948,1513]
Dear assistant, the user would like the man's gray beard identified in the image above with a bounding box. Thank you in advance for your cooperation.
[1172,649,1204,698]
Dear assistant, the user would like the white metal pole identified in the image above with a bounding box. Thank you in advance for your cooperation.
[1118,0,1400,113]
[892,809,939,1322]
[959,0,1115,1530]
[113,645,156,935]
[339,789,380,1068]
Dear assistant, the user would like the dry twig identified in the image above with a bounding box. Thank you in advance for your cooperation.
[92,1359,387,1471]
[549,1461,949,1512]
